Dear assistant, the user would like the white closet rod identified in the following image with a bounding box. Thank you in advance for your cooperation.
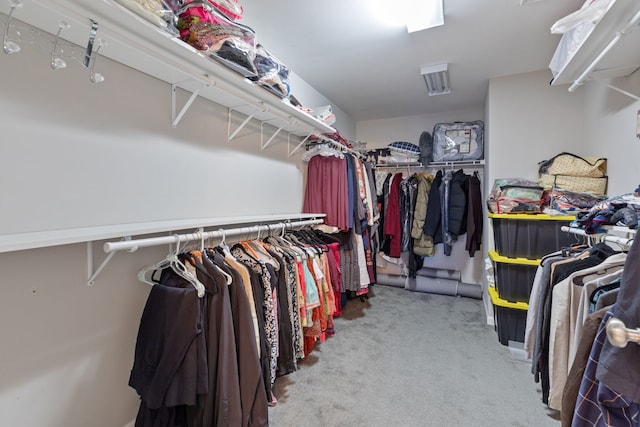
[561,225,635,248]
[313,137,365,159]
[102,218,324,253]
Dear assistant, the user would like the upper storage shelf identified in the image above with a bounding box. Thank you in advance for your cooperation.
[5,0,334,137]
[550,0,640,90]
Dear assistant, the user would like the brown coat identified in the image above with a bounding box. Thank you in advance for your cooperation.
[410,173,435,257]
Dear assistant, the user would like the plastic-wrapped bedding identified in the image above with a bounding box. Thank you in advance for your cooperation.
[387,141,421,162]
[431,121,484,162]
[113,0,179,33]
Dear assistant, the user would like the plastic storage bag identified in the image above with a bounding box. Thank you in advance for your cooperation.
[250,44,290,98]
[431,121,484,162]
[114,0,179,34]
[177,1,257,76]
[487,178,544,214]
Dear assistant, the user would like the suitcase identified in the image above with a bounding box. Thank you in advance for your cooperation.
[431,121,484,162]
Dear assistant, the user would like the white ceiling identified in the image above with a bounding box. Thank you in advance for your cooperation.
[241,0,584,122]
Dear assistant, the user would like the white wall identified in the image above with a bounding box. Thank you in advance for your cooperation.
[582,73,640,196]
[288,72,357,140]
[485,69,586,186]
[0,27,354,426]
[356,108,484,149]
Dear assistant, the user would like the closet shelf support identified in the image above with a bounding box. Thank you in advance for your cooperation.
[228,107,257,141]
[605,81,640,101]
[288,133,311,158]
[172,83,205,128]
[87,236,134,286]
[568,8,640,93]
[260,120,283,151]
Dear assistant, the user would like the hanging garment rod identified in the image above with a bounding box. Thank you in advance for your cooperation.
[561,225,635,248]
[102,218,324,253]
[308,137,366,159]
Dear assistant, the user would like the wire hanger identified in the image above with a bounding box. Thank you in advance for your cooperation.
[136,235,206,297]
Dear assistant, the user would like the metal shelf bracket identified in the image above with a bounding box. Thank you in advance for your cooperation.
[87,236,135,286]
[172,83,205,128]
[288,133,311,158]
[227,106,255,141]
[605,80,640,101]
[260,119,283,151]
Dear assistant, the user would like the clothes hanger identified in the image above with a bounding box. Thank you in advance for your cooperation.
[301,141,344,161]
[216,228,232,254]
[285,231,318,258]
[245,226,281,267]
[136,236,206,297]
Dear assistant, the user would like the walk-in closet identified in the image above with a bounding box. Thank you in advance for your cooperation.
[1,0,640,426]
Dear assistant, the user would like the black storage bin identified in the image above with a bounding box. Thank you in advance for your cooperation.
[489,213,575,260]
[489,286,528,346]
[488,250,539,303]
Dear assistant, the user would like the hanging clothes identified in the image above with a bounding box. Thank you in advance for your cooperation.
[571,310,639,426]
[204,249,269,427]
[400,174,418,253]
[129,275,207,426]
[383,172,403,258]
[465,172,483,257]
[423,170,443,245]
[129,222,350,427]
[302,154,350,230]
[596,234,640,402]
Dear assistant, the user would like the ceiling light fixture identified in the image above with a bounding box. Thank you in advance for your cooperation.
[421,63,451,96]
[406,0,444,33]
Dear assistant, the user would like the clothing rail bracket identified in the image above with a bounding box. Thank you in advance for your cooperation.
[87,236,135,287]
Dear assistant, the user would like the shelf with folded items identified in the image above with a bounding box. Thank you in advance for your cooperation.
[550,0,640,91]
[4,0,334,137]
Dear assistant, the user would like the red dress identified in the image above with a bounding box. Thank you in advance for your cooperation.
[303,155,349,230]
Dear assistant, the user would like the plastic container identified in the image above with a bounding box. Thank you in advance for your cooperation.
[489,213,575,259]
[488,286,528,346]
[488,250,539,303]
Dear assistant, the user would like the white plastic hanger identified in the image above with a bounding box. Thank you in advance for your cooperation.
[301,141,344,161]
[136,236,206,297]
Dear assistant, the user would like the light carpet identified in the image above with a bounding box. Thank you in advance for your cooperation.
[268,284,560,427]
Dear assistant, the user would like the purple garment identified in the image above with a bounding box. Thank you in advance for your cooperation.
[303,155,349,230]
[597,235,640,402]
[571,310,639,426]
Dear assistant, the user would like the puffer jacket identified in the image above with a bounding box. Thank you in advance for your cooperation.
[448,169,469,238]
[411,173,435,257]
